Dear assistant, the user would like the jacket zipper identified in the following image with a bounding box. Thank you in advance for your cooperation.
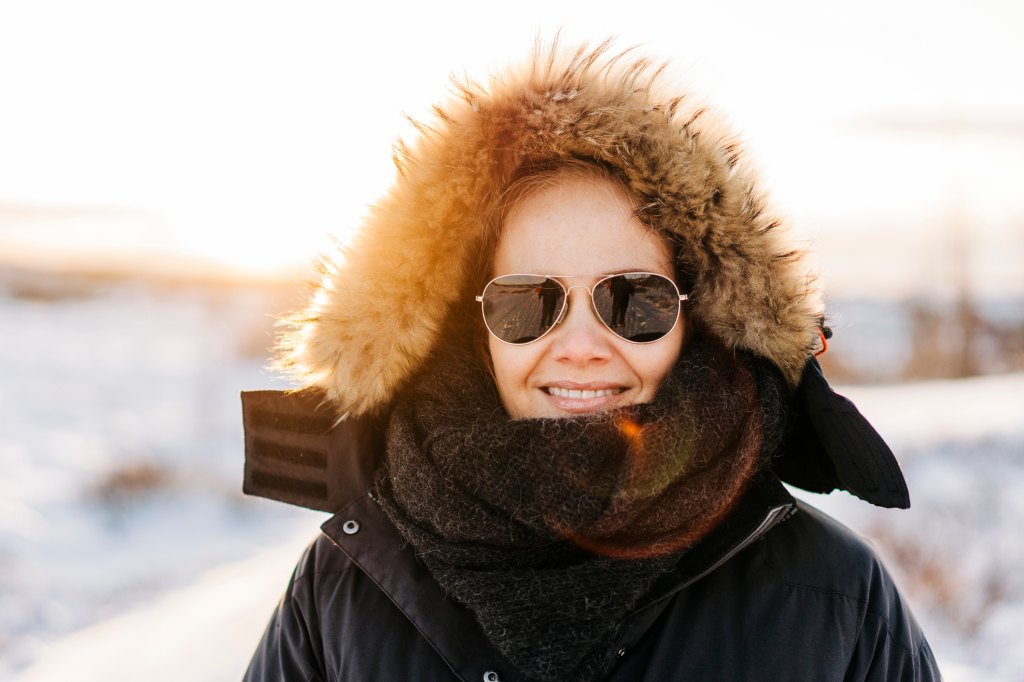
[678,503,796,591]
[601,503,797,677]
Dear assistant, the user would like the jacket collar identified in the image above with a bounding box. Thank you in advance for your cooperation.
[322,491,517,681]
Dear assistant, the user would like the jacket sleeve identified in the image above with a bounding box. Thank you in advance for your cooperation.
[244,541,329,682]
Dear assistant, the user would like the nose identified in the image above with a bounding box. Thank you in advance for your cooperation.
[548,287,614,364]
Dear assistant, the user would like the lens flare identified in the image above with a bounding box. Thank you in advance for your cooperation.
[547,403,763,560]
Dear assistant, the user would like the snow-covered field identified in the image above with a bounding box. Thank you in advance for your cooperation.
[2,271,1022,681]
[0,272,324,679]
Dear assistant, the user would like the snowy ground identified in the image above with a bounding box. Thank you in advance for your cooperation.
[0,272,322,678]
[2,270,1022,681]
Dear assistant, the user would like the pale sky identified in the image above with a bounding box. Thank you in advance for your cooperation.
[0,0,1022,295]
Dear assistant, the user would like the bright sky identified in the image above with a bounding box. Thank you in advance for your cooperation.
[1,0,1022,294]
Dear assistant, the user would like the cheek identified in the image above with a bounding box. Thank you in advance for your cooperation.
[630,328,684,398]
[488,336,537,415]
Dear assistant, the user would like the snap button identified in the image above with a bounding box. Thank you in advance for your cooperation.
[483,671,500,682]
[616,646,627,657]
[342,519,360,535]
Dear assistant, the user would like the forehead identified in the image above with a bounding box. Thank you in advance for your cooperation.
[492,176,674,277]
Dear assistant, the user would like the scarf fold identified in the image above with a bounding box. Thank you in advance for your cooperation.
[374,336,786,681]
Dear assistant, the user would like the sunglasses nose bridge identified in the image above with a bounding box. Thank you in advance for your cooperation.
[557,283,605,329]
[562,283,596,296]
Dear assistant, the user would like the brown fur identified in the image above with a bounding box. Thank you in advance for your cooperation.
[277,39,823,417]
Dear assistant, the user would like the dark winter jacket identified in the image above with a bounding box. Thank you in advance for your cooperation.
[241,392,941,682]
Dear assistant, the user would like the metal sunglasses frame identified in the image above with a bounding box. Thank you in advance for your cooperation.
[475,271,690,345]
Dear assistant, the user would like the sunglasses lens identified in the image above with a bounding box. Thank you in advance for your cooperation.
[482,275,565,344]
[592,273,680,342]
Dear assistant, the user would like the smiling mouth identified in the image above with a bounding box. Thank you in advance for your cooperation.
[543,387,626,399]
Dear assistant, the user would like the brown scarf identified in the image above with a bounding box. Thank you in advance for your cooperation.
[374,335,787,681]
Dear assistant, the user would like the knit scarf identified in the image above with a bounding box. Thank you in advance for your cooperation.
[374,336,787,681]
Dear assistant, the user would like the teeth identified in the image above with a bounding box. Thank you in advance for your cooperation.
[547,387,619,399]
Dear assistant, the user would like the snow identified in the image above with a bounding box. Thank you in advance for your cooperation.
[840,373,1023,451]
[15,530,315,682]
[0,273,325,679]
[2,271,1022,681]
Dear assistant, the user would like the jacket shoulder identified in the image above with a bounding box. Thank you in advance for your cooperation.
[762,501,940,677]
[764,500,898,598]
[296,531,357,581]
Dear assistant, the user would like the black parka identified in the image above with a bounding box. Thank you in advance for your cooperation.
[241,390,941,682]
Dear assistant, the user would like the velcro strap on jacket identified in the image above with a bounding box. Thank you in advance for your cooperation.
[241,389,382,513]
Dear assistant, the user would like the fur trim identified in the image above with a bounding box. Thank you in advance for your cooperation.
[278,39,823,417]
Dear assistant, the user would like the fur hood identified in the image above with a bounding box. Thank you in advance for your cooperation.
[279,40,824,418]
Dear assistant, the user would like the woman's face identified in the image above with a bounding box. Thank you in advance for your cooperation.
[489,175,684,419]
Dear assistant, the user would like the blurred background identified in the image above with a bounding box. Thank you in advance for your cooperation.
[1,0,1021,679]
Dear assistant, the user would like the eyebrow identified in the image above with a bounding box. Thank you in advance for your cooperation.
[547,268,672,278]
[489,267,676,282]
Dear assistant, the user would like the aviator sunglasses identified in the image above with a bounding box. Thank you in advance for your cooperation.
[477,272,689,345]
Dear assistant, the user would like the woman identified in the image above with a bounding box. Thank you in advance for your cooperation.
[242,41,941,681]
